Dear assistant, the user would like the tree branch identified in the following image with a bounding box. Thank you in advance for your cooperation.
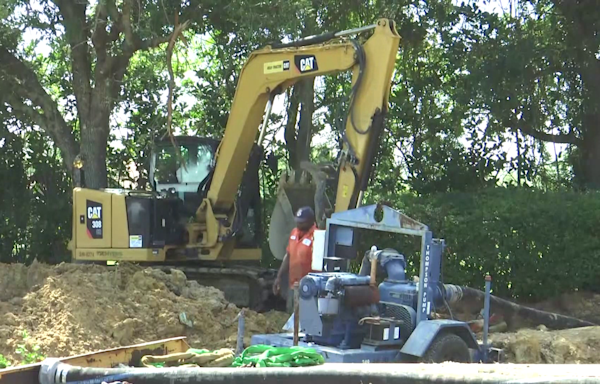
[121,0,137,49]
[166,20,191,140]
[6,97,47,130]
[91,0,121,61]
[100,0,180,84]
[105,24,187,106]
[514,118,581,145]
[52,0,93,124]
[91,1,109,49]
[0,46,78,170]
[551,0,600,98]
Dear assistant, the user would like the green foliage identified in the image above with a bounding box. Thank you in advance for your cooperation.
[0,354,11,369]
[15,331,45,365]
[2,0,600,308]
[388,187,600,302]
[0,120,71,264]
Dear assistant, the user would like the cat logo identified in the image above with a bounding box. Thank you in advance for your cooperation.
[294,55,318,73]
[87,206,102,219]
[300,57,315,71]
[86,200,103,239]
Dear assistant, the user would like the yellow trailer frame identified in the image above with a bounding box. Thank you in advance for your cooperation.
[0,337,189,384]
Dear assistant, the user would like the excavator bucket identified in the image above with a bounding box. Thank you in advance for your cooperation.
[268,173,316,260]
[268,163,334,260]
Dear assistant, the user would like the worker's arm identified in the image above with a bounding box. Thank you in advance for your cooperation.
[273,252,289,295]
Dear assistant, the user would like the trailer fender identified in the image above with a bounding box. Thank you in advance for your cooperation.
[400,319,479,358]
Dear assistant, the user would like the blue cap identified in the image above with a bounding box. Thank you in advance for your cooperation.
[294,206,315,223]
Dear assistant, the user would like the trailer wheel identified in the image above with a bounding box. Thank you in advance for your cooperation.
[421,333,471,363]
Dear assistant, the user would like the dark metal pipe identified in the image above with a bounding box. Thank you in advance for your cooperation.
[382,259,406,282]
[236,309,245,356]
[270,24,377,49]
[293,282,300,346]
[270,32,336,49]
[483,275,492,362]
[357,109,386,194]
[324,275,371,291]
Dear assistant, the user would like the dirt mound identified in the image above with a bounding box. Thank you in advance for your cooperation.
[0,261,288,364]
[491,326,600,363]
[488,291,600,363]
[530,292,600,325]
[3,261,599,366]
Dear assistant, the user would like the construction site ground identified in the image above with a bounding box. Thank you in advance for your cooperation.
[0,261,598,366]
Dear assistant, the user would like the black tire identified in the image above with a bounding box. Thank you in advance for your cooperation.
[420,333,471,363]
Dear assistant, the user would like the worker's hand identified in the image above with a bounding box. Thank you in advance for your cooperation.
[273,278,281,296]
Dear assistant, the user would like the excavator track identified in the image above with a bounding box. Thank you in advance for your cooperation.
[151,264,284,312]
[77,259,284,312]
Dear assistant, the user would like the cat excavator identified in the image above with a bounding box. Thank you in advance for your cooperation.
[69,19,400,311]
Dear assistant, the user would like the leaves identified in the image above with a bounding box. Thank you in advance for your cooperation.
[391,187,600,301]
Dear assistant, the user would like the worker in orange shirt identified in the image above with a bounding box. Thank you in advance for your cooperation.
[273,206,317,313]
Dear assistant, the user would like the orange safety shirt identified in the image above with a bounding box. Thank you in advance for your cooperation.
[286,224,317,288]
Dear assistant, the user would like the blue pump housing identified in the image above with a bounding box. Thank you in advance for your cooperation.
[307,311,366,349]
[378,280,418,307]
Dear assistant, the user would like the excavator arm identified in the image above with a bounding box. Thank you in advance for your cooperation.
[194,19,400,260]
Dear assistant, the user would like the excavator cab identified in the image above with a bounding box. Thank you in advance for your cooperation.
[150,137,216,217]
[149,136,263,249]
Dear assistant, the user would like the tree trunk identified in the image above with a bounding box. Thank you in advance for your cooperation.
[79,109,110,189]
[576,113,600,189]
[296,78,315,166]
[284,87,301,170]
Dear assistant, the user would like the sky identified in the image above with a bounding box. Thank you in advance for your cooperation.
[18,0,564,185]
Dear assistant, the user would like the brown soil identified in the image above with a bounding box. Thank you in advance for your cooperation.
[2,261,600,365]
[529,291,600,325]
[464,291,600,364]
[490,326,600,363]
[0,261,288,364]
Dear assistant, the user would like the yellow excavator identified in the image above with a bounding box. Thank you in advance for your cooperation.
[69,19,400,311]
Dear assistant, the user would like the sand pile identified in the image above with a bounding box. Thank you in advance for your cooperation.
[483,291,600,364]
[490,326,600,363]
[2,261,600,365]
[0,261,288,364]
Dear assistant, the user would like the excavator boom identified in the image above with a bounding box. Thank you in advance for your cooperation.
[199,19,401,260]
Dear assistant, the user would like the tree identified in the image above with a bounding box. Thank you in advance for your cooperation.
[0,0,227,188]
[446,0,600,189]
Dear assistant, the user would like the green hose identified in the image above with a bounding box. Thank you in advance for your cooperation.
[232,345,325,367]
